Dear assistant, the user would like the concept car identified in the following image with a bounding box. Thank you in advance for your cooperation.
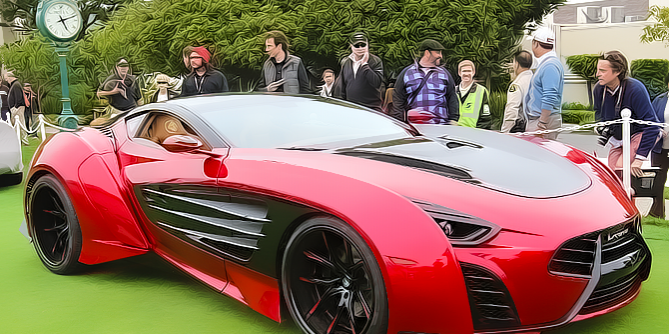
[24,94,651,333]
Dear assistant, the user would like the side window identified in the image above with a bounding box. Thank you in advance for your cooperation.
[133,111,210,150]
[126,113,148,138]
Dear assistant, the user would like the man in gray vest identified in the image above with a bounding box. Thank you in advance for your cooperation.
[257,30,311,94]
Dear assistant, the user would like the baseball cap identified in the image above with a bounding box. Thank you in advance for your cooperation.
[349,32,368,45]
[418,39,445,52]
[532,27,555,45]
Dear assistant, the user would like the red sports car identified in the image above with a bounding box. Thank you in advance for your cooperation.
[23,94,651,334]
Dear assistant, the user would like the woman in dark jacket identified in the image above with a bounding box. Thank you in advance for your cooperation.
[649,73,669,218]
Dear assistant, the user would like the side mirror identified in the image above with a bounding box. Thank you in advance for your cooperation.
[162,135,203,153]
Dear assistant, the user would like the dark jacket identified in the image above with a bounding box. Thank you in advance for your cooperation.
[258,53,311,94]
[100,73,141,111]
[652,92,668,153]
[593,78,660,158]
[0,83,9,112]
[7,80,25,109]
[333,54,384,111]
[181,69,229,97]
[390,62,459,123]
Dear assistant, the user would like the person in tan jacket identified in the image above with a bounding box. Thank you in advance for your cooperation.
[501,50,533,133]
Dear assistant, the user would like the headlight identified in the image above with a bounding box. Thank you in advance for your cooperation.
[412,199,501,246]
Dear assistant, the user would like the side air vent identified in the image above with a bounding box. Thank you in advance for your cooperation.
[548,233,597,277]
[338,151,478,183]
[461,263,521,331]
[412,199,501,246]
[138,185,270,262]
[99,127,114,139]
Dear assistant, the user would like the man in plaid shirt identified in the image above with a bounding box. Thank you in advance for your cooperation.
[390,39,459,124]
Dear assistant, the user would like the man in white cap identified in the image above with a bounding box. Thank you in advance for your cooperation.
[525,27,564,139]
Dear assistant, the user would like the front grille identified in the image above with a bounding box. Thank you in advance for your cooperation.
[579,219,650,315]
[461,263,520,331]
[548,233,597,277]
[579,271,642,314]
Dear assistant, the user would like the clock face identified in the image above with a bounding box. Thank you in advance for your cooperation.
[43,2,82,40]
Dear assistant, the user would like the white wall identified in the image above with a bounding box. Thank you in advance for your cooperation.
[556,21,667,104]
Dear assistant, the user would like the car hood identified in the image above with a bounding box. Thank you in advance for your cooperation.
[333,124,591,199]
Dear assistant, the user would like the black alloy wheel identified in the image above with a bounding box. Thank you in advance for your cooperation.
[282,217,388,334]
[28,174,83,274]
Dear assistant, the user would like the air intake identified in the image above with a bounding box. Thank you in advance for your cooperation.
[548,232,597,277]
[461,263,521,331]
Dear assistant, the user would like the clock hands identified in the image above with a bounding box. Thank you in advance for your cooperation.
[57,15,70,32]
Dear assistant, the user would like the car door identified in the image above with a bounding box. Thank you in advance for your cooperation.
[117,109,231,292]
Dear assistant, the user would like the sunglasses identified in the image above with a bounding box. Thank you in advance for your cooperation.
[157,81,168,84]
[353,43,367,48]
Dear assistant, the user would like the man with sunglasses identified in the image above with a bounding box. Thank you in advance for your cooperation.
[181,46,229,97]
[390,39,459,124]
[333,32,384,111]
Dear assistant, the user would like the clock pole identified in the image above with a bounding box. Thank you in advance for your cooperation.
[36,0,82,130]
[55,44,78,129]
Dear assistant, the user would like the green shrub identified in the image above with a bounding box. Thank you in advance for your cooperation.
[562,102,592,110]
[631,59,669,100]
[562,109,595,125]
[0,0,564,116]
[488,90,506,130]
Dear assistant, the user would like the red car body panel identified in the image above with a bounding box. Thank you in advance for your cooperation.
[24,95,650,334]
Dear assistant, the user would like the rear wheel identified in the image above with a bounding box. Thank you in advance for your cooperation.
[282,217,388,334]
[28,174,83,274]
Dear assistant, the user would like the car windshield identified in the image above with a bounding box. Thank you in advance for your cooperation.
[197,95,412,148]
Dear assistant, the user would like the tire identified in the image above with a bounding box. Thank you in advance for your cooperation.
[281,216,388,334]
[27,174,83,274]
[0,172,22,186]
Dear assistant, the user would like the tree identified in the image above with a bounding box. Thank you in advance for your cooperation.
[1,0,566,115]
[565,54,599,107]
[0,0,133,40]
[641,5,669,45]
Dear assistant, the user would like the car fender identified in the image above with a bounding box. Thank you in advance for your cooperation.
[26,131,148,265]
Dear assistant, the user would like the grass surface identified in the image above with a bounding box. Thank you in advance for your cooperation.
[2,139,669,333]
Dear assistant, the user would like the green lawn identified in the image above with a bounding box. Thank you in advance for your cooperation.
[2,139,668,333]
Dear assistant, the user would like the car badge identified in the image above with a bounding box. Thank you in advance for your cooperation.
[165,120,179,133]
[607,228,629,242]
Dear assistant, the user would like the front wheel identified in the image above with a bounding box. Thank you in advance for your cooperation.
[27,174,83,274]
[282,217,388,334]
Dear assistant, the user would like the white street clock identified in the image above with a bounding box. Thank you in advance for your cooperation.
[36,0,83,43]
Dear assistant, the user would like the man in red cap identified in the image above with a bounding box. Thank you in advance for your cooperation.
[181,46,229,96]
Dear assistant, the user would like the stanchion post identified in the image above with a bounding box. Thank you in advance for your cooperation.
[39,114,46,141]
[621,108,632,199]
[14,115,21,142]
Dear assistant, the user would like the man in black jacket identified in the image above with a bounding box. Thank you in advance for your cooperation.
[181,46,229,96]
[97,58,142,112]
[333,32,384,111]
[5,71,28,144]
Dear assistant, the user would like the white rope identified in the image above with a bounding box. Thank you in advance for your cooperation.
[10,114,79,144]
[512,119,626,136]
